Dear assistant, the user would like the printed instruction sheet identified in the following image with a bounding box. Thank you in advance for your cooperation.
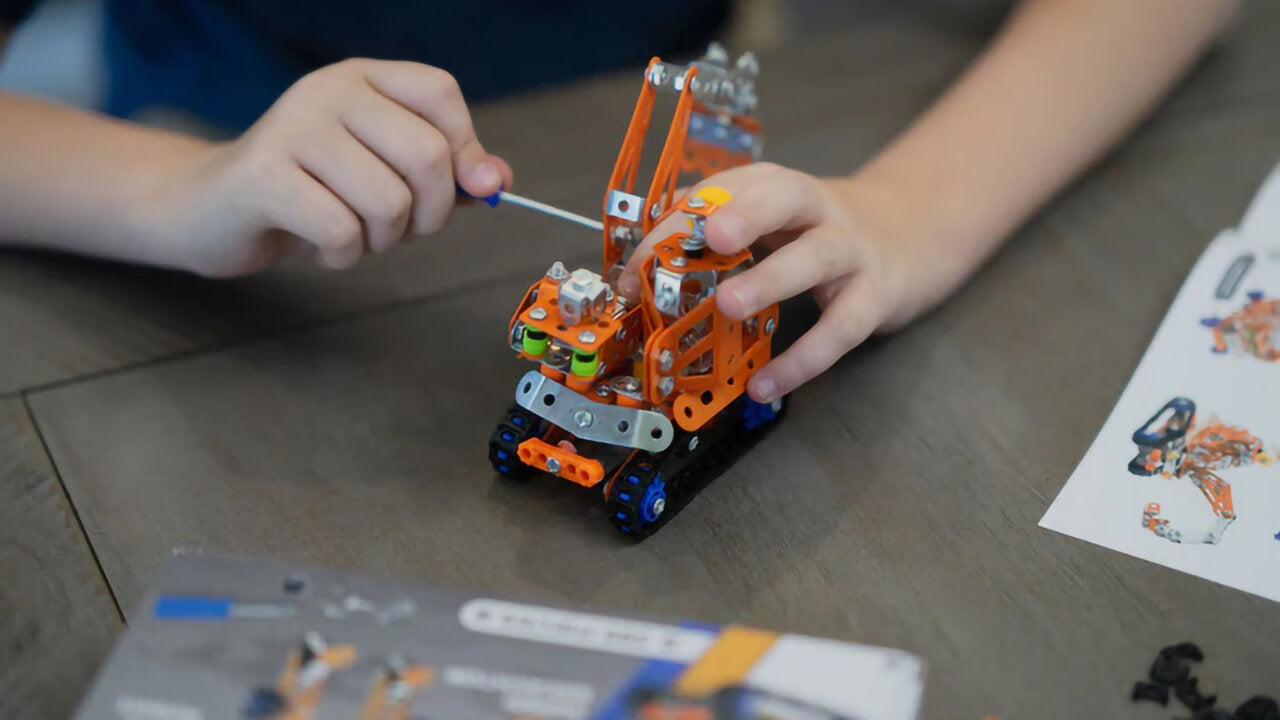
[1040,162,1280,603]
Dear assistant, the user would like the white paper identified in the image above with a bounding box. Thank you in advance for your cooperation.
[1040,203,1280,602]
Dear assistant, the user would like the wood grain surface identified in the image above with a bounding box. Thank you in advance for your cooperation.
[0,399,121,720]
[5,3,1280,719]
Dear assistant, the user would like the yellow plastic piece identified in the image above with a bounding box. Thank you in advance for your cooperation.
[693,186,733,207]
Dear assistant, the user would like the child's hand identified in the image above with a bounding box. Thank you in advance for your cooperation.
[618,163,925,404]
[151,59,512,277]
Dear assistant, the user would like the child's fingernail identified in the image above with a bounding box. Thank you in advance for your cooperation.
[473,161,500,188]
[751,377,776,402]
[620,275,639,297]
[729,285,756,316]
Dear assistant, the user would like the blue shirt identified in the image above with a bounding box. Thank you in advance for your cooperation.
[4,0,731,133]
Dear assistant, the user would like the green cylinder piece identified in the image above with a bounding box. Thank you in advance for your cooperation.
[571,350,599,377]
[522,328,549,356]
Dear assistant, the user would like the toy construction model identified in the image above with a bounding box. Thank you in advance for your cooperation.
[1201,291,1280,361]
[627,685,858,720]
[1128,397,1273,544]
[488,44,783,537]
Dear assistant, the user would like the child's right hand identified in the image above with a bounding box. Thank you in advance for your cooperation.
[149,59,512,277]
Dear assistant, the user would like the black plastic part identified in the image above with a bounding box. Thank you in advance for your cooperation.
[1234,697,1279,720]
[1176,677,1217,713]
[488,404,544,481]
[1152,644,1202,686]
[604,394,786,539]
[1164,642,1206,663]
[1133,682,1170,706]
[526,329,548,340]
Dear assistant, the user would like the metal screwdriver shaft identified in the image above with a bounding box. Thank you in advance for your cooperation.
[497,191,604,232]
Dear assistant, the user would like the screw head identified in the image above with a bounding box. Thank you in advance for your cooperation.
[658,350,674,371]
[687,196,706,208]
[572,409,595,428]
[651,497,666,517]
[688,436,699,452]
[670,256,687,268]
[659,376,675,396]
[578,330,597,343]
[529,307,547,320]
[616,327,627,341]
[764,318,776,335]
[650,203,662,220]
[595,385,612,398]
[546,457,561,474]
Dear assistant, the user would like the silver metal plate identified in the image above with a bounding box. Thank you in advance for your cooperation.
[514,371,674,453]
[607,190,644,222]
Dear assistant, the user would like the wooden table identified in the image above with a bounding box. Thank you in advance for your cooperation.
[5,6,1280,719]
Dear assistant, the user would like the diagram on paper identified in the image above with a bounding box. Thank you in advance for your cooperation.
[1200,291,1279,362]
[1040,192,1280,603]
[1126,396,1273,545]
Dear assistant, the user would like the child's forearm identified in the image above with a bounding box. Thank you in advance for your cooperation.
[0,92,212,266]
[851,0,1241,320]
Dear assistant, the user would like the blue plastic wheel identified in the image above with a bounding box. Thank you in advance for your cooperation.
[742,396,782,431]
[639,475,667,525]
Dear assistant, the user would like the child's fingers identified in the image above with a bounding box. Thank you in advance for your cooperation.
[747,283,876,402]
[295,124,412,253]
[362,60,505,197]
[717,228,855,320]
[267,167,363,256]
[704,165,825,255]
[341,88,456,237]
[617,166,763,299]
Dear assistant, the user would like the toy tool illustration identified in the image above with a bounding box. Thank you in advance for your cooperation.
[488,44,783,537]
[1201,291,1280,361]
[244,632,356,719]
[1128,397,1273,544]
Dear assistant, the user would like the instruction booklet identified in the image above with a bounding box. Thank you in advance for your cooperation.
[73,552,926,720]
[1041,160,1280,602]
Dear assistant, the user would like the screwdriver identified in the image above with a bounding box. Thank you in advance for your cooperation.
[458,185,604,232]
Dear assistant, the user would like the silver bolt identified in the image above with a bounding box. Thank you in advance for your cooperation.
[744,318,758,335]
[546,261,568,281]
[764,318,776,335]
[658,350,674,371]
[625,377,641,392]
[659,376,675,396]
[649,63,668,86]
[546,457,561,474]
[578,330,597,343]
[616,327,628,341]
[529,307,547,320]
[651,497,666,517]
[671,256,687,268]
[595,385,612,398]
[573,409,595,428]
[650,203,662,220]
[687,196,706,208]
[688,436,699,452]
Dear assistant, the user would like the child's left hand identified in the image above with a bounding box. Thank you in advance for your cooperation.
[618,163,928,405]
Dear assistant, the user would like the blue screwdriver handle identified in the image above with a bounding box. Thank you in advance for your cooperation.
[455,183,501,207]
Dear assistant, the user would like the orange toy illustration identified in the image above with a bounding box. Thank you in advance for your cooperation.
[1201,291,1280,361]
[244,632,356,719]
[1128,397,1273,544]
[488,44,784,537]
[359,655,434,720]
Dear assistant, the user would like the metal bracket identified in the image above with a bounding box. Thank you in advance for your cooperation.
[514,371,674,453]
[607,190,644,223]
